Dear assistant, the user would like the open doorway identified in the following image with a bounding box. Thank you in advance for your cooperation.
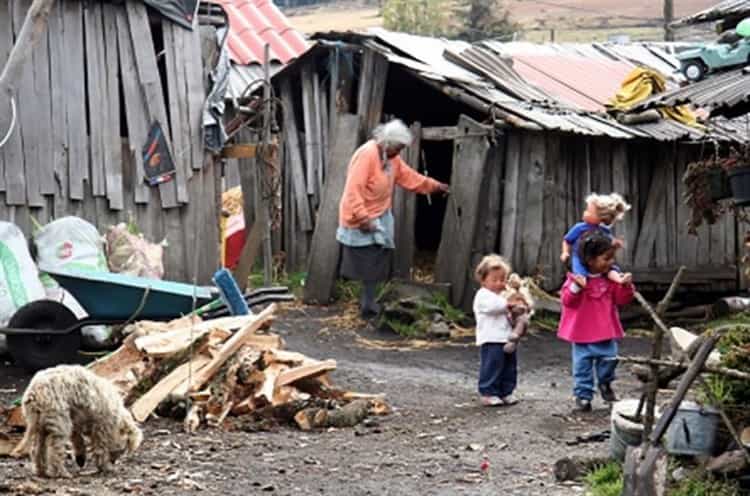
[381,66,484,277]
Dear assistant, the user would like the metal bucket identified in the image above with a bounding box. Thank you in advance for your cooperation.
[665,401,720,456]
[610,399,657,462]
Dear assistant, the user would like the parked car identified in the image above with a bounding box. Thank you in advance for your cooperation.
[677,37,750,82]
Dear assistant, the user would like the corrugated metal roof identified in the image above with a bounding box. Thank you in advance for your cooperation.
[672,0,750,26]
[210,0,308,65]
[227,63,283,100]
[631,66,750,115]
[312,29,747,142]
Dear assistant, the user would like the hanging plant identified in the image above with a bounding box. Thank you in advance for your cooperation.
[683,157,730,234]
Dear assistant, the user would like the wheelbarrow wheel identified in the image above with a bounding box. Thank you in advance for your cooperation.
[7,300,81,372]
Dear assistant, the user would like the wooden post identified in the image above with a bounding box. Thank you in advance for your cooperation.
[0,0,55,97]
[262,44,273,285]
[663,0,674,41]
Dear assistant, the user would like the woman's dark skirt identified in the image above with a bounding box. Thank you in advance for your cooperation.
[339,244,392,282]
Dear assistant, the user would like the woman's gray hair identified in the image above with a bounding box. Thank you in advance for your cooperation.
[373,119,412,148]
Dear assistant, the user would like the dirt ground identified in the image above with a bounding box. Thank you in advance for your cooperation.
[0,304,652,495]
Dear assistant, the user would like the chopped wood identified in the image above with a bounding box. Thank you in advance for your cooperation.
[707,449,749,474]
[294,408,328,431]
[88,334,151,395]
[617,356,750,380]
[0,433,23,457]
[272,386,310,407]
[254,362,287,406]
[276,360,337,388]
[188,304,277,393]
[184,403,202,433]
[6,406,25,429]
[134,315,254,356]
[240,333,284,351]
[130,353,212,423]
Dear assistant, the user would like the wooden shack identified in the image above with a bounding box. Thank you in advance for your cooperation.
[235,30,747,308]
[0,1,220,283]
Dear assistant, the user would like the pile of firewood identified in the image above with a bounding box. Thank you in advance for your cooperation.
[4,304,389,436]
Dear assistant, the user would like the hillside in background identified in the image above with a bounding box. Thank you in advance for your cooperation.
[284,0,719,42]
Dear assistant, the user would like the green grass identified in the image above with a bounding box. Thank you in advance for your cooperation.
[334,279,361,303]
[584,462,623,496]
[248,270,307,297]
[669,475,740,496]
[431,292,465,323]
[531,313,559,332]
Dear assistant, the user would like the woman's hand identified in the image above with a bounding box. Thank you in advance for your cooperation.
[436,182,450,195]
[359,220,376,232]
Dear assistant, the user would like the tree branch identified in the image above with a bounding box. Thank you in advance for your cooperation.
[0,0,56,97]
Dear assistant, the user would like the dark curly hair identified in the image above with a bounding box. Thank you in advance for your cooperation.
[578,229,614,269]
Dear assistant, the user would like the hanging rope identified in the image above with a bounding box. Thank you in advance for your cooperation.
[0,96,17,149]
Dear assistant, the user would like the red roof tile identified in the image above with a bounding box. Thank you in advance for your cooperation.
[210,0,308,65]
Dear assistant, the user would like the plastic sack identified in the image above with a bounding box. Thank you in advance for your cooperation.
[33,217,107,277]
[105,223,165,279]
[0,222,46,326]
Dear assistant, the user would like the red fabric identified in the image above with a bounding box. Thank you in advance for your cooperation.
[557,273,634,344]
[224,214,246,269]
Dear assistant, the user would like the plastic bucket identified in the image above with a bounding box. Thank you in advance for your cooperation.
[610,399,658,462]
[728,166,750,206]
[665,401,720,456]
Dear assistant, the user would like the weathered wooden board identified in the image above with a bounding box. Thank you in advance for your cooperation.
[116,7,150,205]
[101,2,123,210]
[499,131,522,264]
[435,115,491,305]
[126,2,178,209]
[610,141,632,266]
[32,1,54,197]
[163,24,190,203]
[62,0,88,201]
[517,132,546,276]
[301,62,322,206]
[183,25,206,173]
[634,157,668,268]
[356,48,388,141]
[0,1,20,201]
[279,79,313,231]
[12,0,43,207]
[303,114,360,304]
[85,2,107,197]
[313,73,326,195]
[543,133,566,288]
[392,122,421,279]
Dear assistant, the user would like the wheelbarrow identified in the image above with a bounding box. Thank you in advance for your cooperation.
[0,266,294,371]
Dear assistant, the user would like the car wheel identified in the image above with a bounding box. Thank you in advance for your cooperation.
[682,60,705,82]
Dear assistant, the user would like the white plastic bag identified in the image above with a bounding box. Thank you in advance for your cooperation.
[34,217,107,276]
[0,222,46,326]
[105,223,165,279]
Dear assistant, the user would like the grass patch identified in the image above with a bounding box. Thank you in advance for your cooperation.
[669,474,740,496]
[584,462,623,496]
[531,313,559,332]
[248,270,307,297]
[431,292,464,324]
[334,279,361,303]
[383,318,428,338]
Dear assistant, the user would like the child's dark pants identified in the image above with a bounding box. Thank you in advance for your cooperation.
[478,343,517,397]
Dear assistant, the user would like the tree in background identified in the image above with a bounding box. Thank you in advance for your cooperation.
[382,0,450,37]
[382,0,517,41]
[452,0,518,42]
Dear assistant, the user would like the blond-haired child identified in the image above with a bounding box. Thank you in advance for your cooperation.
[560,193,632,287]
[473,255,529,407]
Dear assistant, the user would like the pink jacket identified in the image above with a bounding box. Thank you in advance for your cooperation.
[557,273,634,344]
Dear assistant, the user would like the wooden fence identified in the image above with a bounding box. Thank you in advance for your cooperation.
[0,1,220,283]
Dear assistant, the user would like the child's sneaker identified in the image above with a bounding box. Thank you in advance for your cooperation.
[599,383,617,402]
[480,395,502,407]
[500,394,519,406]
[574,397,592,412]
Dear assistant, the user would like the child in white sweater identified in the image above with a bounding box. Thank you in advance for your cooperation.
[473,254,529,407]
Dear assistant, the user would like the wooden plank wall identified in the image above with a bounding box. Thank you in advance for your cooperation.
[0,1,219,283]
[498,130,738,292]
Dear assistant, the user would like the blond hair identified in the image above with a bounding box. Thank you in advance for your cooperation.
[474,254,511,283]
[586,192,631,224]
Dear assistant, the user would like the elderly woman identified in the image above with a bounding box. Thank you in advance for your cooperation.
[337,119,449,318]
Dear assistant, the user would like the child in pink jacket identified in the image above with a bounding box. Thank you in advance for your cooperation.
[558,230,634,412]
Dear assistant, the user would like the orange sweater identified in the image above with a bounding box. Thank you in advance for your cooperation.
[338,140,441,228]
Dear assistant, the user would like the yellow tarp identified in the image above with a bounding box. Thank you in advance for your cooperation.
[608,67,703,129]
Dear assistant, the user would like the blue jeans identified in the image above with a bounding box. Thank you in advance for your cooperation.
[478,343,517,398]
[572,340,618,400]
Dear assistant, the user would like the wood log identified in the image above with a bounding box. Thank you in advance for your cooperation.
[706,449,749,474]
[6,406,25,429]
[276,360,337,388]
[188,304,276,393]
[0,433,23,457]
[293,399,372,431]
[184,403,203,433]
[254,362,287,406]
[712,297,750,318]
[554,456,611,482]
